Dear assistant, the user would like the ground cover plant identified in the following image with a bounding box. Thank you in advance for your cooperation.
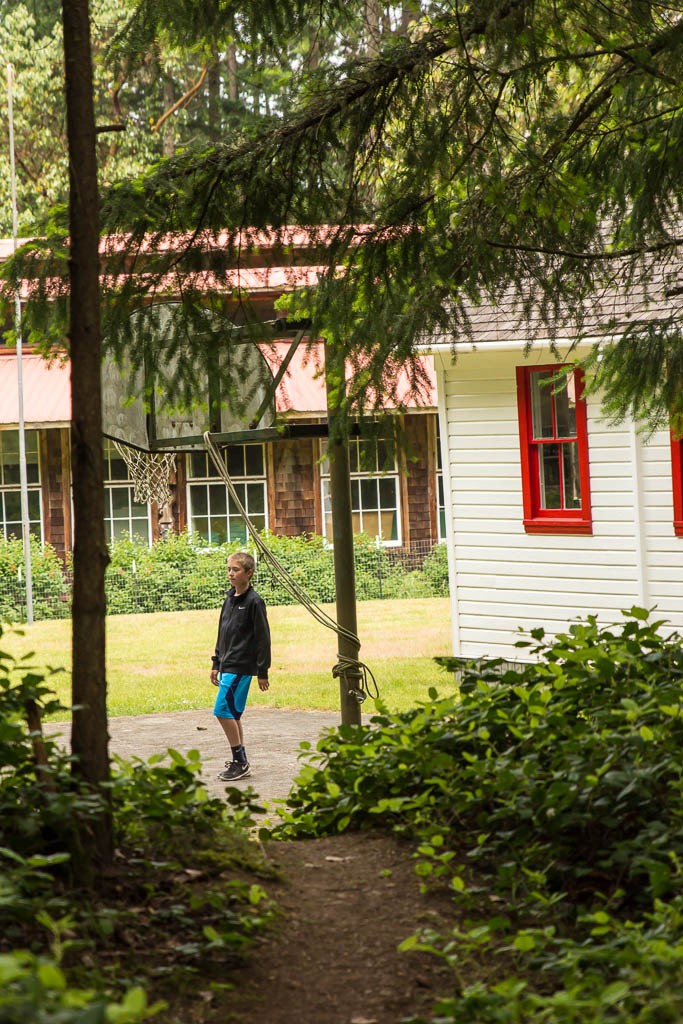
[0,637,278,1023]
[271,608,683,1023]
[2,597,452,716]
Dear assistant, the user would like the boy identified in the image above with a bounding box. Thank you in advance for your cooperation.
[210,551,270,781]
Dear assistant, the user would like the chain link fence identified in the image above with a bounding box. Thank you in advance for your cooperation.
[0,536,449,623]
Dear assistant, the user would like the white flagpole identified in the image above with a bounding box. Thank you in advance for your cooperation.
[7,63,34,625]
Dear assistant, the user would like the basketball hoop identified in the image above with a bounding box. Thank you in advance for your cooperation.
[112,440,176,507]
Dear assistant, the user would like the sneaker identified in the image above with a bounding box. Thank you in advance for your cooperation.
[217,761,251,782]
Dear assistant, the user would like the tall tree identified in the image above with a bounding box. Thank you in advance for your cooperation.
[5,1,683,431]
[61,0,112,869]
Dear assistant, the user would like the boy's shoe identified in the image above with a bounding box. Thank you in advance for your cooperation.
[217,761,252,782]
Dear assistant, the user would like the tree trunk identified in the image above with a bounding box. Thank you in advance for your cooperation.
[365,0,382,57]
[208,58,221,143]
[162,80,175,157]
[226,42,238,104]
[61,0,113,871]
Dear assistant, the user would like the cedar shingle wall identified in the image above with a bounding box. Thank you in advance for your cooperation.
[404,414,437,546]
[42,428,69,558]
[270,438,317,536]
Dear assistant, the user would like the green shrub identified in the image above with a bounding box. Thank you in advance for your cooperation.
[0,538,69,622]
[0,638,270,1022]
[0,532,442,621]
[272,608,683,1024]
[422,541,449,596]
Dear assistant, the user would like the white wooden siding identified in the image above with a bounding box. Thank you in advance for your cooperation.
[438,347,683,661]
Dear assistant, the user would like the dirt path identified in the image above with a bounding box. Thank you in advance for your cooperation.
[226,833,453,1024]
[73,710,454,1022]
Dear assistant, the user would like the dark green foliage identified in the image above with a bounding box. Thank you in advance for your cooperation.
[0,644,271,1022]
[5,3,682,434]
[272,608,683,1023]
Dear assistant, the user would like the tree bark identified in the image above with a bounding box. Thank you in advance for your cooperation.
[61,0,113,871]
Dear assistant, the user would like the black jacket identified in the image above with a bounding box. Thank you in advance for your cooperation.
[212,585,271,679]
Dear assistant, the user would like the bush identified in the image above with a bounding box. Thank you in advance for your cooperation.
[0,532,446,621]
[0,638,270,1022]
[0,538,69,622]
[422,541,449,596]
[271,608,683,1024]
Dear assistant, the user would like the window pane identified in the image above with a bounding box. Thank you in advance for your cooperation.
[244,444,264,476]
[378,476,396,509]
[227,446,246,477]
[193,516,209,541]
[112,519,131,542]
[110,487,130,517]
[130,515,151,543]
[190,485,208,517]
[363,511,380,537]
[189,452,208,478]
[554,379,578,438]
[360,478,378,510]
[3,453,20,485]
[210,520,228,545]
[358,439,376,473]
[350,479,360,509]
[538,444,561,509]
[376,439,391,471]
[562,442,582,508]
[4,490,21,524]
[530,372,554,439]
[228,517,247,543]
[321,479,332,514]
[348,439,359,474]
[209,482,227,516]
[109,455,129,482]
[27,490,41,523]
[248,514,266,534]
[246,482,265,515]
[25,448,40,485]
[381,510,398,541]
[228,483,246,515]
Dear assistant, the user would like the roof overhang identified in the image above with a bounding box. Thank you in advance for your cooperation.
[0,353,70,427]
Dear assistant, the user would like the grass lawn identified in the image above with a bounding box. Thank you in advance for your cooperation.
[3,598,454,717]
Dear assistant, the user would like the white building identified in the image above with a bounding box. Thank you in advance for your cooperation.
[430,283,683,662]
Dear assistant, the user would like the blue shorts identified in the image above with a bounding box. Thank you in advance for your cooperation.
[213,672,252,720]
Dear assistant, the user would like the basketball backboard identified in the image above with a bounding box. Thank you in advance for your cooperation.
[102,303,276,451]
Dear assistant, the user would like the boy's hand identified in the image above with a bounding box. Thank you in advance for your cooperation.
[210,669,219,687]
[258,677,270,691]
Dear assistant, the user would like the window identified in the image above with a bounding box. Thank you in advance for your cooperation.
[187,443,267,544]
[516,365,592,534]
[671,433,683,536]
[103,440,151,543]
[320,434,401,545]
[0,429,42,540]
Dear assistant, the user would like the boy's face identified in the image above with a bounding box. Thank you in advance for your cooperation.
[228,558,252,593]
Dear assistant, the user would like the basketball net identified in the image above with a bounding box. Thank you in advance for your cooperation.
[112,440,176,507]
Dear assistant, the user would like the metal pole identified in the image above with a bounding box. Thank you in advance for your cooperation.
[7,64,34,625]
[325,341,363,726]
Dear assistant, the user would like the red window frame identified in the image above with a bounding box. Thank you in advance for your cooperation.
[516,364,592,535]
[670,433,683,536]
